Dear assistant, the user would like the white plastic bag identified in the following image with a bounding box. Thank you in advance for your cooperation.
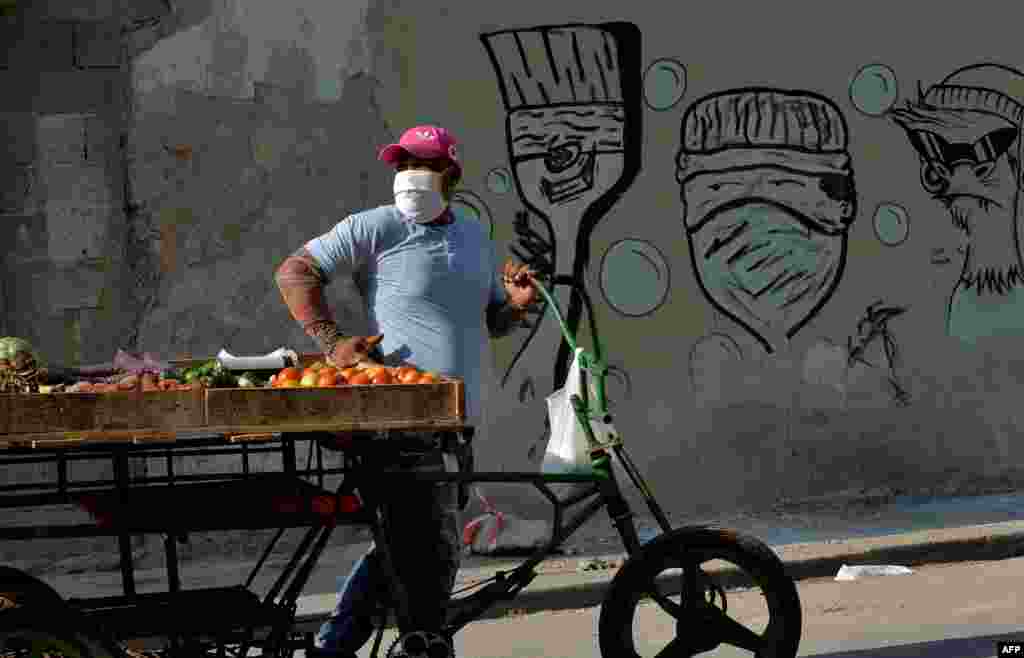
[834,564,914,581]
[461,488,549,555]
[542,347,616,476]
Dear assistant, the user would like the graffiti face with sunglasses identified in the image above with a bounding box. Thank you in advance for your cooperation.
[891,65,1024,344]
[905,124,1021,226]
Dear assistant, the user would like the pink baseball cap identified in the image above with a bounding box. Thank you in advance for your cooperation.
[378,125,461,176]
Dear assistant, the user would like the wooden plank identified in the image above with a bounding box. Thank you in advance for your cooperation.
[227,433,278,444]
[0,389,205,434]
[0,419,469,449]
[131,432,181,445]
[202,419,468,434]
[204,381,464,430]
[453,379,465,421]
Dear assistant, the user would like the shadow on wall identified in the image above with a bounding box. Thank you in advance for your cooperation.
[670,328,1024,510]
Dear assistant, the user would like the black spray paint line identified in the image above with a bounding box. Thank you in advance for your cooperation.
[687,331,744,395]
[481,22,644,392]
[501,209,555,389]
[846,300,910,406]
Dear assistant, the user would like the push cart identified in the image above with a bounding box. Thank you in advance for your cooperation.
[0,275,803,658]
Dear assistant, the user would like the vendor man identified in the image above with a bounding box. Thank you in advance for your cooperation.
[275,124,537,657]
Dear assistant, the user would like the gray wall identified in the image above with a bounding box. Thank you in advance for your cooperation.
[5,0,1024,520]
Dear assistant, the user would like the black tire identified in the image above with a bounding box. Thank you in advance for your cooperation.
[0,567,64,611]
[598,526,801,657]
[0,567,123,658]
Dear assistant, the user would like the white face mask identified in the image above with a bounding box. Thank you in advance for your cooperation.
[393,170,448,223]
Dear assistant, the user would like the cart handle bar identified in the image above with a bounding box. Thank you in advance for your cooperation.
[528,274,609,416]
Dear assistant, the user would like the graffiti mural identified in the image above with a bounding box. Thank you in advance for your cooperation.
[677,88,859,355]
[847,299,911,406]
[803,299,910,408]
[889,63,1024,346]
[481,22,644,392]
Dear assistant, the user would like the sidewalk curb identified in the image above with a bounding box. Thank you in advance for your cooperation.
[293,521,1024,630]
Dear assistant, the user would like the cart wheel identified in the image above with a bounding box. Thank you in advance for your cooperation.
[0,607,125,658]
[597,526,802,657]
[0,567,124,658]
[0,567,64,612]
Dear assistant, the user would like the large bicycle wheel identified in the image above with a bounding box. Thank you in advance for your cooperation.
[0,567,123,658]
[598,526,801,657]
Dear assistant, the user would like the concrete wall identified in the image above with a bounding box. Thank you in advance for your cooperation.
[6,0,1024,520]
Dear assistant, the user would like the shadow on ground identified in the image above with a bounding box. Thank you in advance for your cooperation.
[809,632,1021,658]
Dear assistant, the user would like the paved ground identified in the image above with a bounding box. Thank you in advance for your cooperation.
[329,556,1024,657]
[6,490,1024,656]
[13,494,1024,626]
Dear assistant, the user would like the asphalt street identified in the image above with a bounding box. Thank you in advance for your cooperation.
[337,557,1024,657]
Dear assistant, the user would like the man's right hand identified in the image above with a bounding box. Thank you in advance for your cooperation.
[326,334,384,368]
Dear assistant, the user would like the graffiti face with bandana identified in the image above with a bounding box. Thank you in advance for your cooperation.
[890,64,1024,345]
[677,89,858,354]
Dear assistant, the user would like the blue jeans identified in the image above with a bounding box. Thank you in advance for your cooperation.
[315,452,460,653]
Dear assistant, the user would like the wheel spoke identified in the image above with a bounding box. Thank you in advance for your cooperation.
[682,562,698,612]
[709,606,763,653]
[649,590,684,620]
[653,636,688,658]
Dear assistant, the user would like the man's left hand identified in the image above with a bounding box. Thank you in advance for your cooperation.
[503,260,537,309]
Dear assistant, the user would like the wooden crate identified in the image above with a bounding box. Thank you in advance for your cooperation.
[0,353,467,443]
[204,379,465,433]
[0,389,205,435]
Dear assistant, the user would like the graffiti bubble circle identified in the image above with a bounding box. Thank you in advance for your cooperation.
[643,58,687,111]
[872,203,910,246]
[451,190,494,239]
[599,239,670,317]
[486,167,513,194]
[850,63,899,116]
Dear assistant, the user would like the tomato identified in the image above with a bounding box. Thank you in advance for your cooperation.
[348,371,371,385]
[417,372,438,384]
[301,367,319,380]
[278,367,301,383]
[320,366,338,379]
[316,372,338,387]
[396,367,420,384]
[340,367,358,380]
[300,371,318,387]
[371,370,393,385]
[268,374,277,387]
[361,365,385,379]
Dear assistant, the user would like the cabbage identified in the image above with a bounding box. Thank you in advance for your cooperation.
[0,337,41,371]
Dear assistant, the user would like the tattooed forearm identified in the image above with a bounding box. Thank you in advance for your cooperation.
[275,247,344,350]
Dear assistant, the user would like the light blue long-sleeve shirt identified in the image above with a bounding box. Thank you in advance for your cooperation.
[306,205,505,425]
